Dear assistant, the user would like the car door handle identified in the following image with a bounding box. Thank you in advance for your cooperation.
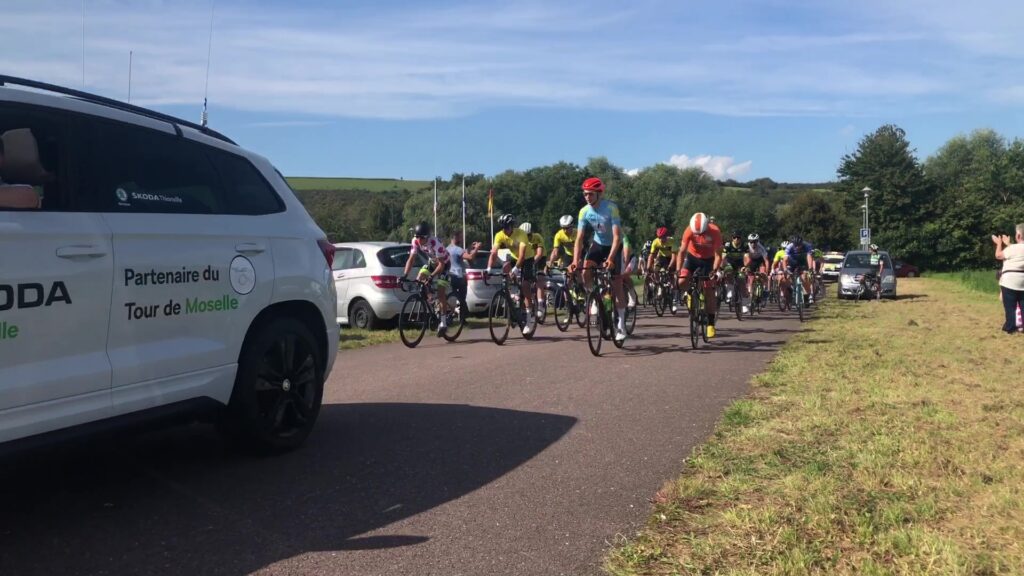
[56,245,108,259]
[235,243,266,254]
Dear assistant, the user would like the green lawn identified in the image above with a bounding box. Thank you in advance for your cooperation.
[606,278,1023,575]
[286,177,432,193]
[927,270,1000,295]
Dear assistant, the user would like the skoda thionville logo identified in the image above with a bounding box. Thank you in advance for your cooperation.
[230,255,256,295]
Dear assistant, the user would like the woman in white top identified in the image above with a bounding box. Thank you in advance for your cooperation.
[993,223,1024,333]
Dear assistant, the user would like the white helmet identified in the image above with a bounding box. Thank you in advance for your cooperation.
[519,222,533,235]
[747,233,759,243]
[559,215,574,228]
[689,212,709,234]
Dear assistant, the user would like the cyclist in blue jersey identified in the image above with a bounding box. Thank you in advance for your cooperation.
[569,176,627,343]
[783,234,816,306]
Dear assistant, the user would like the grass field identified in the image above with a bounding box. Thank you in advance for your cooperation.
[928,270,1000,295]
[286,177,432,192]
[605,278,1023,575]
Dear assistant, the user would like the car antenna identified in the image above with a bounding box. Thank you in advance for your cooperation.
[201,0,215,127]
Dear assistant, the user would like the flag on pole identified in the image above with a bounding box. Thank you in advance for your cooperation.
[461,177,467,246]
[487,188,494,217]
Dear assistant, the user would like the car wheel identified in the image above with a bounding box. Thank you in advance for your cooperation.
[350,299,379,330]
[221,316,325,453]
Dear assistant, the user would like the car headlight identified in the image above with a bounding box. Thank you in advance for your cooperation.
[883,275,894,284]
[840,274,853,283]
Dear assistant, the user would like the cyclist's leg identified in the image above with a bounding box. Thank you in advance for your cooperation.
[702,259,717,325]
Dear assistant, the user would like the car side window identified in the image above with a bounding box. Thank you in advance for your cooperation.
[333,248,353,271]
[351,249,366,269]
[0,104,71,212]
[209,150,284,215]
[83,120,226,214]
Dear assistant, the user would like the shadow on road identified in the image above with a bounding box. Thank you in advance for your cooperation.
[0,403,576,576]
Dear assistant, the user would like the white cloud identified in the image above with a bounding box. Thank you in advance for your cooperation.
[666,155,753,180]
[988,86,1024,104]
[625,168,640,177]
[840,124,858,137]
[0,0,1018,120]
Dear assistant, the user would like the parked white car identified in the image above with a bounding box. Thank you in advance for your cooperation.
[0,75,338,454]
[463,250,502,315]
[333,242,426,329]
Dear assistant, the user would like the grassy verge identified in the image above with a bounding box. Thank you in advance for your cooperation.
[339,318,488,350]
[606,278,1024,574]
[927,270,1000,295]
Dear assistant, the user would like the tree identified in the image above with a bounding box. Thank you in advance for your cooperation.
[836,124,932,263]
[778,192,850,252]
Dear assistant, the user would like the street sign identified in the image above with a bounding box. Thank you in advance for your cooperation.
[860,228,871,240]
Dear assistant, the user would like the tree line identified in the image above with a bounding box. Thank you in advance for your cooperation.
[295,125,1024,272]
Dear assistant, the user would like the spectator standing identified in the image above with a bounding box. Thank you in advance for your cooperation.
[992,224,1024,334]
[447,231,481,302]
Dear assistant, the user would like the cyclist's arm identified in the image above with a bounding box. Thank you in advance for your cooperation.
[431,257,446,278]
[609,224,622,262]
[571,231,584,269]
[403,247,417,278]
[517,240,528,265]
[486,237,501,269]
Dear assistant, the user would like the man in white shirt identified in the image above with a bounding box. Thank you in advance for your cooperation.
[446,232,481,303]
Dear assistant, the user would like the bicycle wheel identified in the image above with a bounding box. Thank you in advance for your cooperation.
[553,285,571,332]
[585,293,604,357]
[573,286,588,328]
[536,292,548,325]
[441,294,466,342]
[398,294,428,348]
[652,283,665,316]
[794,280,804,322]
[734,279,744,321]
[625,285,638,335]
[688,289,700,349]
[520,301,536,340]
[699,292,710,344]
[488,291,512,345]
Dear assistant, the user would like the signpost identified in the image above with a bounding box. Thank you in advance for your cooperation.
[860,227,871,247]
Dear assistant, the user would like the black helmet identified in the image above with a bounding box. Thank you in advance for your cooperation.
[498,213,516,229]
[789,234,802,245]
[732,230,742,238]
[414,221,431,237]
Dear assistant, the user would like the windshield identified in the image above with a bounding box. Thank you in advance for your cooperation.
[843,253,891,269]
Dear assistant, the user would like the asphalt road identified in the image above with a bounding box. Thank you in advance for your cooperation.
[0,302,804,576]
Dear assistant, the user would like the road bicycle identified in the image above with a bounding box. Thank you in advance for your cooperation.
[683,271,712,349]
[647,267,679,318]
[397,278,466,348]
[782,269,808,322]
[548,267,588,332]
[485,271,537,344]
[724,266,746,322]
[747,271,768,317]
[854,272,882,302]
[584,267,627,356]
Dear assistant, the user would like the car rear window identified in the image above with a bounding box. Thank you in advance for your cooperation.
[378,245,425,268]
[469,251,493,269]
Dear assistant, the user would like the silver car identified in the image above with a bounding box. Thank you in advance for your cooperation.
[462,250,503,316]
[838,250,897,299]
[333,242,425,329]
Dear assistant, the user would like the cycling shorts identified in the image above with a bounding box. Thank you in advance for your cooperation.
[419,260,452,288]
[585,243,624,274]
[517,257,537,282]
[679,254,715,280]
[656,255,673,270]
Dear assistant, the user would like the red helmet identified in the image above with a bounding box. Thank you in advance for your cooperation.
[656,226,668,238]
[581,177,605,192]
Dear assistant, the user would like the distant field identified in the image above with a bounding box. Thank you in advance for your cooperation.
[286,177,432,192]
[927,270,1000,295]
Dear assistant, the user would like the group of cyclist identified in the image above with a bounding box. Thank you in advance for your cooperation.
[402,175,825,343]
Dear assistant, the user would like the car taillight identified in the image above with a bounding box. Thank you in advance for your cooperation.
[466,270,483,281]
[317,238,335,268]
[372,275,400,289]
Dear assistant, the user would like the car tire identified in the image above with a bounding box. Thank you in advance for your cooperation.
[220,316,325,454]
[350,299,379,330]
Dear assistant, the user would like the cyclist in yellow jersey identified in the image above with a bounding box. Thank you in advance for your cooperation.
[488,213,538,335]
[646,226,677,274]
[548,214,576,268]
[520,222,547,320]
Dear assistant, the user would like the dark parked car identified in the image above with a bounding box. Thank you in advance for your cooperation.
[893,260,920,278]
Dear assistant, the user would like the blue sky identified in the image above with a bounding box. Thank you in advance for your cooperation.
[3,0,1023,182]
